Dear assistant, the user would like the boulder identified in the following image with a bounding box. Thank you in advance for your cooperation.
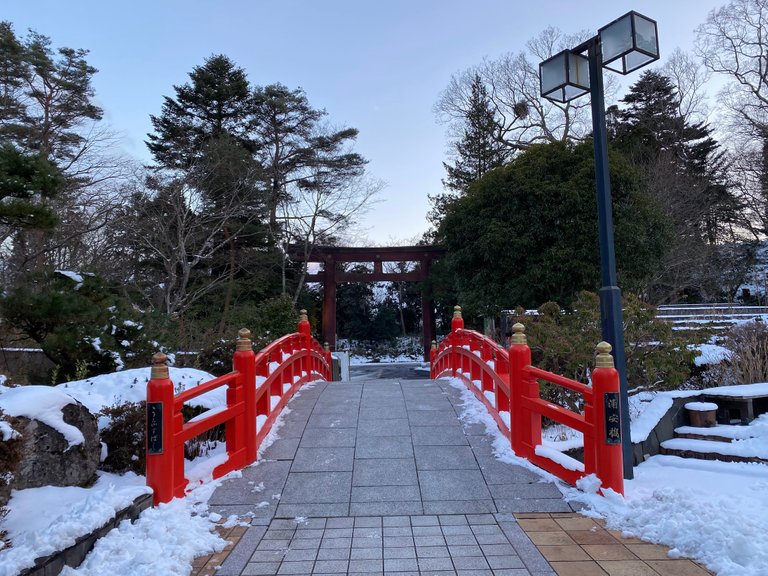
[10,400,100,491]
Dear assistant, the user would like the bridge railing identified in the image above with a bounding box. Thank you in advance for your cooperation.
[145,311,332,505]
[431,306,623,495]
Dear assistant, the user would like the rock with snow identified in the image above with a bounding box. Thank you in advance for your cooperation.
[0,386,100,491]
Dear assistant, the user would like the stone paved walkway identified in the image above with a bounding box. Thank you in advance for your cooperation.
[197,379,713,576]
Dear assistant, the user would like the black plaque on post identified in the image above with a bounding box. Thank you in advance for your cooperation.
[147,402,164,454]
[604,392,621,445]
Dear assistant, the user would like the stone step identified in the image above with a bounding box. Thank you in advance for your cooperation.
[674,424,757,444]
[660,437,767,465]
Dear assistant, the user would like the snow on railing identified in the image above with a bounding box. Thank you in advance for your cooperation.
[145,311,333,505]
[431,305,623,495]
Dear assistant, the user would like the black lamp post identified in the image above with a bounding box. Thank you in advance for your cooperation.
[539,11,659,480]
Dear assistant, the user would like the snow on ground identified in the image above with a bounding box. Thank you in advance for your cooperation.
[0,473,155,576]
[0,365,299,575]
[55,366,221,415]
[445,376,768,576]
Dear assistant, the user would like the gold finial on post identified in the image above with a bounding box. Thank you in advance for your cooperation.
[299,309,308,323]
[237,328,252,351]
[453,305,462,319]
[151,352,169,379]
[511,323,527,345]
[431,340,437,350]
[324,342,330,351]
[595,341,614,368]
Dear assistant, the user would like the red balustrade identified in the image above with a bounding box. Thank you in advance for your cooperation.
[431,306,623,495]
[145,311,333,505]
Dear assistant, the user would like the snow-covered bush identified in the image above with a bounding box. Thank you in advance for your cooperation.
[0,271,158,381]
[707,321,768,386]
[99,402,146,476]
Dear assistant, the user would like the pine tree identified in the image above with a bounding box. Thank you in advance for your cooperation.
[146,54,253,171]
[442,74,508,193]
[611,70,736,244]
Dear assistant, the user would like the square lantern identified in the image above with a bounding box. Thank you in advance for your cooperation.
[539,49,590,103]
[598,11,659,74]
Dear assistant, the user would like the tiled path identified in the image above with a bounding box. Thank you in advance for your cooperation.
[196,379,713,576]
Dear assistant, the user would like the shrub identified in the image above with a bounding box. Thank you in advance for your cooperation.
[709,321,768,386]
[0,409,23,519]
[508,291,696,409]
[99,402,146,475]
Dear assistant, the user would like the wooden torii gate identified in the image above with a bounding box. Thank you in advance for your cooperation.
[290,245,447,360]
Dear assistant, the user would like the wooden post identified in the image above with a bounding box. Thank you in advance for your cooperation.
[592,341,624,495]
[508,323,529,458]
[146,352,176,505]
[234,328,257,464]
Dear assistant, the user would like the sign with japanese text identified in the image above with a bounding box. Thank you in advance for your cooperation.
[147,402,163,454]
[604,392,621,445]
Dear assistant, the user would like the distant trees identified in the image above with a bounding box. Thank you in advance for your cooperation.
[697,0,768,239]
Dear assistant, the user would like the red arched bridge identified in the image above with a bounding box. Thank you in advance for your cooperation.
[145,307,623,508]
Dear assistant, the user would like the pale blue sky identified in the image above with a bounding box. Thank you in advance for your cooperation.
[4,0,726,243]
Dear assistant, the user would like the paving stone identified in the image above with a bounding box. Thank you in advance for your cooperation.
[355,435,414,458]
[355,516,383,527]
[407,410,461,426]
[384,557,420,571]
[316,547,349,560]
[281,471,352,503]
[486,555,526,570]
[323,527,353,538]
[439,515,469,526]
[383,515,411,527]
[352,485,421,503]
[348,558,384,572]
[350,547,383,559]
[350,500,424,516]
[241,562,280,575]
[276,560,314,574]
[475,456,542,484]
[299,427,357,448]
[419,469,492,501]
[261,438,300,460]
[452,555,491,570]
[412,426,470,446]
[356,418,411,437]
[488,482,563,500]
[326,517,355,529]
[353,458,417,486]
[416,545,450,557]
[417,556,455,571]
[306,412,359,429]
[442,525,473,536]
[274,503,349,517]
[290,446,355,472]
[384,546,416,559]
[313,559,349,572]
[414,445,479,470]
[448,544,483,557]
[494,498,572,513]
[384,526,412,536]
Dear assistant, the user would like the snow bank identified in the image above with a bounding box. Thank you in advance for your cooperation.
[0,385,86,447]
[58,481,225,576]
[55,366,220,414]
[0,473,153,576]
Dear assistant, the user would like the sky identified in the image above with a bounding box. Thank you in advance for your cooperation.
[3,0,728,244]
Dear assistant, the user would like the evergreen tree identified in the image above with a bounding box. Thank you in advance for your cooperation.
[442,74,508,192]
[0,22,102,164]
[250,83,366,234]
[146,54,254,171]
[430,74,508,229]
[436,141,669,314]
[609,70,740,301]
[0,144,62,233]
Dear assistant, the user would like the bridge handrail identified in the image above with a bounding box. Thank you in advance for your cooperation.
[430,306,623,495]
[145,311,333,505]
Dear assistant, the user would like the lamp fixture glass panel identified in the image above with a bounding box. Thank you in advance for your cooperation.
[539,50,590,103]
[599,11,659,74]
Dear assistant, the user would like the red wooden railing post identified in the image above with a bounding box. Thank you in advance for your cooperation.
[298,309,311,379]
[429,340,437,379]
[451,305,464,376]
[508,323,530,457]
[591,342,624,495]
[146,352,176,505]
[233,328,257,465]
[324,342,333,380]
